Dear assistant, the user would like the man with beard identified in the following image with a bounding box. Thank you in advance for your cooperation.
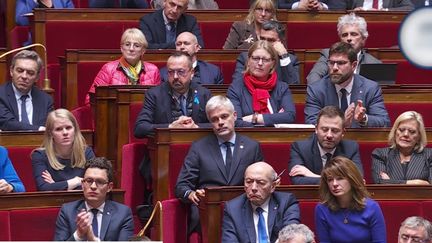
[304,41,390,128]
[175,95,263,234]
[159,32,223,84]
[289,106,362,185]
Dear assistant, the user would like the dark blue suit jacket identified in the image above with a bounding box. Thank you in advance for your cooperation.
[133,81,211,138]
[54,200,134,241]
[160,60,223,84]
[16,0,74,25]
[289,134,363,185]
[88,0,149,8]
[227,80,296,127]
[139,9,204,49]
[304,74,390,128]
[232,52,300,85]
[222,192,300,243]
[0,82,53,131]
[277,0,347,9]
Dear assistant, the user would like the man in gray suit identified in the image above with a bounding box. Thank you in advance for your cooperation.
[307,13,381,84]
[175,95,263,234]
[305,41,390,128]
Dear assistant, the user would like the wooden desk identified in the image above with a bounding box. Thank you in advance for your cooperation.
[200,185,432,243]
[0,130,93,147]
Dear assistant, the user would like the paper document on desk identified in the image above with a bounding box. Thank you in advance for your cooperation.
[274,124,315,128]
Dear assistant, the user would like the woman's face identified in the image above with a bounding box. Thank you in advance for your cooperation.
[326,175,352,199]
[395,119,420,151]
[253,3,273,24]
[120,37,146,65]
[247,48,275,81]
[52,117,75,149]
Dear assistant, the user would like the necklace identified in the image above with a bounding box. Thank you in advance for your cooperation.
[343,209,350,224]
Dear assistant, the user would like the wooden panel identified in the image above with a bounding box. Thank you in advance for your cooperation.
[0,48,7,85]
[0,130,93,147]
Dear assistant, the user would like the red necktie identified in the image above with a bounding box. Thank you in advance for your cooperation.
[372,0,379,9]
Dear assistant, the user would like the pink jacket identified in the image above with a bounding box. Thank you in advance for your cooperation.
[85,59,161,104]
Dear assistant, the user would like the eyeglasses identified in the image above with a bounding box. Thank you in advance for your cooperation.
[167,69,190,78]
[250,56,273,64]
[328,60,349,67]
[255,7,272,15]
[400,234,428,243]
[122,42,143,50]
[82,178,109,187]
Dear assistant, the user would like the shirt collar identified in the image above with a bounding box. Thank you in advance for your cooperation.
[12,83,32,100]
[251,197,270,214]
[335,76,354,94]
[317,141,336,158]
[217,133,236,146]
[85,201,105,213]
[162,10,176,27]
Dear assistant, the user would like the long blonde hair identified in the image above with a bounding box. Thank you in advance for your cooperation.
[245,0,277,25]
[36,109,87,170]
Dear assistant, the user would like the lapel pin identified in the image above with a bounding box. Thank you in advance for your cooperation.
[240,145,244,149]
[107,212,110,215]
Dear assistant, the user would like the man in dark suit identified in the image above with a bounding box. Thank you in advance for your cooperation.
[134,51,211,138]
[348,0,414,11]
[139,0,204,49]
[410,0,430,8]
[175,95,264,234]
[305,42,390,128]
[159,32,223,84]
[222,162,300,243]
[232,20,300,85]
[54,157,134,241]
[0,50,53,131]
[278,0,348,9]
[307,13,382,84]
[289,106,362,185]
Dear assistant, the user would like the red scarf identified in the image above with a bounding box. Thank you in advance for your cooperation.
[243,72,277,114]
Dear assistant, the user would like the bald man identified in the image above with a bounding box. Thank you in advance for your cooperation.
[160,32,223,84]
[222,162,300,243]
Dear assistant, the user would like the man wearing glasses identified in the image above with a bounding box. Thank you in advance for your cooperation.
[54,157,134,241]
[398,216,432,243]
[304,41,390,128]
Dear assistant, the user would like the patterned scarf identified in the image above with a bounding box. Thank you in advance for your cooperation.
[243,72,277,114]
[119,57,142,85]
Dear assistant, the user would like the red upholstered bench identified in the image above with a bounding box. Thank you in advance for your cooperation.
[287,23,339,50]
[0,211,10,241]
[261,143,292,185]
[386,103,432,127]
[358,142,388,184]
[7,146,37,192]
[9,207,60,240]
[199,22,232,49]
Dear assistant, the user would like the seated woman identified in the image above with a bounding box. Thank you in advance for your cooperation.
[372,111,431,184]
[85,28,161,104]
[31,109,95,191]
[227,40,296,127]
[0,146,25,193]
[223,0,276,50]
[16,0,74,26]
[315,156,386,243]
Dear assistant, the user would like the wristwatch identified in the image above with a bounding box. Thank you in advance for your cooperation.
[280,53,289,59]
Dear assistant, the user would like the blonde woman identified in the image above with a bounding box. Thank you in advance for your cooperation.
[32,109,95,191]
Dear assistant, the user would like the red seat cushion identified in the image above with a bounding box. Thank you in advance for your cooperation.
[7,146,37,192]
[359,142,388,184]
[0,211,10,240]
[262,143,292,185]
[9,208,60,240]
[299,201,318,234]
[199,22,232,49]
[386,103,432,127]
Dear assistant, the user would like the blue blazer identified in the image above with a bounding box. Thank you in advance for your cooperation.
[227,80,296,127]
[222,192,300,243]
[232,52,300,85]
[0,146,25,192]
[289,134,363,185]
[16,0,74,25]
[133,81,211,138]
[160,60,223,84]
[54,200,134,241]
[304,74,390,128]
[0,82,53,131]
[139,9,204,49]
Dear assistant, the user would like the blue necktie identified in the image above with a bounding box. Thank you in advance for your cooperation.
[20,95,30,124]
[340,88,348,113]
[166,22,176,44]
[224,142,233,176]
[256,207,268,243]
[91,208,99,237]
[180,95,187,116]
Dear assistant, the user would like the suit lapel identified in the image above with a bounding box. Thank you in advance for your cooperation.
[155,10,167,43]
[243,201,256,243]
[312,140,324,173]
[208,135,230,181]
[243,88,254,113]
[228,135,244,183]
[327,81,339,107]
[164,83,174,122]
[99,201,113,240]
[31,87,40,125]
[6,83,19,118]
[190,84,201,122]
[388,149,405,179]
[267,196,278,239]
[351,75,365,104]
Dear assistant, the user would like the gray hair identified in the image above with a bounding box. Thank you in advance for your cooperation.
[337,13,369,39]
[262,20,286,42]
[277,224,315,243]
[11,50,43,74]
[205,95,234,119]
[400,216,432,241]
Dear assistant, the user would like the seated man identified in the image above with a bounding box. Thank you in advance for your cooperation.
[175,95,263,233]
[276,224,316,243]
[307,13,381,84]
[349,0,414,11]
[54,157,134,241]
[134,51,211,138]
[0,146,25,193]
[222,162,300,242]
[232,20,300,85]
[304,42,390,128]
[289,106,362,185]
[398,216,432,243]
[160,32,223,84]
[139,0,204,49]
[0,50,53,131]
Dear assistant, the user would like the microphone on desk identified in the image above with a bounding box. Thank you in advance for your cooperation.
[0,43,52,92]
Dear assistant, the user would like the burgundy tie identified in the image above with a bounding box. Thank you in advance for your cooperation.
[372,0,379,9]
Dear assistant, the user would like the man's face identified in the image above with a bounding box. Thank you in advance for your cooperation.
[207,106,237,141]
[315,115,344,151]
[163,0,188,22]
[328,53,357,85]
[175,33,200,57]
[10,59,39,94]
[259,29,280,43]
[167,56,194,94]
[244,165,275,206]
[82,168,113,208]
[398,226,430,243]
[339,24,366,53]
